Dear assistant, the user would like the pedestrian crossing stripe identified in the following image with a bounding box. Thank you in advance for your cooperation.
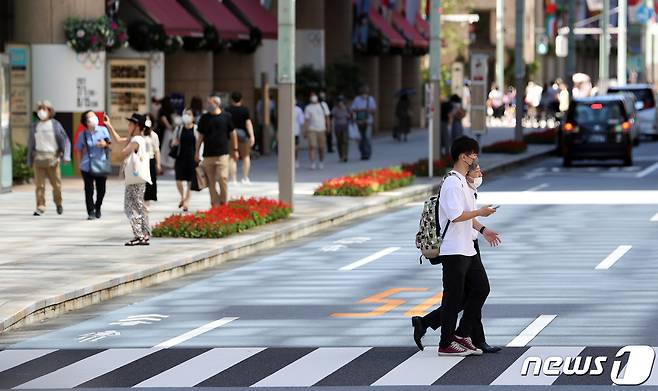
[0,346,656,388]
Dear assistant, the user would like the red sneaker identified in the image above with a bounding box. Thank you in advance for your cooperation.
[453,335,483,355]
[438,341,475,356]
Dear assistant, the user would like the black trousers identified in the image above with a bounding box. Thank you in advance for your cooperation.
[422,240,490,348]
[81,170,107,215]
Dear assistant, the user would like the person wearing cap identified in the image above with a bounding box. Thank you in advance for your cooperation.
[330,95,351,162]
[105,113,152,246]
[26,100,71,216]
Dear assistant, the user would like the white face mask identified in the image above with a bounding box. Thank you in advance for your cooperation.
[469,176,483,189]
[37,109,49,121]
[182,114,193,125]
[88,114,99,129]
[310,95,319,104]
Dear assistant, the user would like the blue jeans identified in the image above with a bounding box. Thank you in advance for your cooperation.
[358,123,372,159]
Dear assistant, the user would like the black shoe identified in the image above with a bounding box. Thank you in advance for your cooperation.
[56,205,63,215]
[411,316,427,351]
[475,342,502,353]
[95,209,101,219]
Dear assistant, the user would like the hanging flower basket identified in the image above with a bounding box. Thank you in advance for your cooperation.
[64,15,128,53]
[127,21,183,54]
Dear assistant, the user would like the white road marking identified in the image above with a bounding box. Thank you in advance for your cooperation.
[507,315,557,347]
[0,349,56,372]
[371,347,463,386]
[154,317,239,349]
[251,347,371,387]
[651,212,658,222]
[477,190,658,205]
[134,347,266,387]
[339,247,400,271]
[524,183,549,192]
[14,348,158,389]
[595,245,632,270]
[492,346,585,385]
[636,161,658,178]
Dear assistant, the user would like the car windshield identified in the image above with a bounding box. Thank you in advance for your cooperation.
[608,88,655,109]
[574,103,624,124]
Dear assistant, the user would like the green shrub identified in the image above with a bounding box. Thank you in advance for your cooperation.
[12,143,32,184]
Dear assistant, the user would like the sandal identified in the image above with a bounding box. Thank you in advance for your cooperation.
[125,238,142,246]
[138,237,150,246]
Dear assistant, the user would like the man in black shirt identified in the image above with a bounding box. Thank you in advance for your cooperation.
[195,95,239,206]
[225,92,255,184]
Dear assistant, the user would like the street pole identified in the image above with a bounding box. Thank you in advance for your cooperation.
[429,0,441,173]
[567,0,577,99]
[496,0,504,92]
[277,0,295,209]
[599,0,609,91]
[514,0,525,141]
[617,0,627,85]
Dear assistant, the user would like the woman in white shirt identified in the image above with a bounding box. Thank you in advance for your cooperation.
[106,113,152,246]
[142,114,161,209]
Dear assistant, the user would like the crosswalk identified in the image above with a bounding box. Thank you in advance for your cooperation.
[1,346,657,387]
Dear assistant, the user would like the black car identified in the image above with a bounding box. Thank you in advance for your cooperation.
[561,96,636,167]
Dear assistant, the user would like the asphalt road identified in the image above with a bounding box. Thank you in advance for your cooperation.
[1,140,658,390]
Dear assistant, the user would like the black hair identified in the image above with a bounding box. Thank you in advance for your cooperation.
[80,110,94,126]
[231,91,242,103]
[450,136,480,162]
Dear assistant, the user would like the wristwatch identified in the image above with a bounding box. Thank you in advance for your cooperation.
[479,226,486,234]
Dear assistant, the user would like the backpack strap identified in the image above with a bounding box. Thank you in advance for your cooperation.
[436,171,460,238]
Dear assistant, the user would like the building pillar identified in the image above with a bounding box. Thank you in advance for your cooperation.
[401,56,422,128]
[14,0,104,44]
[165,52,213,104]
[324,0,353,65]
[213,52,256,113]
[356,54,380,131]
[378,54,402,134]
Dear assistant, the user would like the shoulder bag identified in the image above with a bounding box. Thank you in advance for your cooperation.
[84,131,112,177]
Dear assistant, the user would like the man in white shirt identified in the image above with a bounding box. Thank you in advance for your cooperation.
[304,92,331,170]
[293,100,305,168]
[418,137,500,357]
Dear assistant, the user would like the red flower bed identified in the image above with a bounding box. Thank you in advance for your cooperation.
[401,155,453,177]
[314,167,415,196]
[524,128,558,144]
[152,197,291,238]
[482,140,528,154]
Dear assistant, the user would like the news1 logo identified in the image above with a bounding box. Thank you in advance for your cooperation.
[521,346,656,385]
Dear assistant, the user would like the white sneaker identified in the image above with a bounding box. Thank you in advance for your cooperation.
[318,162,324,170]
[310,162,317,170]
[241,177,251,184]
[230,179,238,185]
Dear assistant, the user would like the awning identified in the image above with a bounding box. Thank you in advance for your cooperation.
[415,14,430,40]
[392,12,428,49]
[225,0,277,39]
[369,8,406,48]
[188,0,250,40]
[136,0,203,37]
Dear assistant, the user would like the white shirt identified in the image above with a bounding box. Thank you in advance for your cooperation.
[468,184,479,241]
[304,102,329,132]
[438,171,477,257]
[351,95,377,124]
[35,120,57,153]
[144,132,160,159]
[293,106,304,136]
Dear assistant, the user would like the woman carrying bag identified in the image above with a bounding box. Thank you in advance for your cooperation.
[76,110,112,220]
[170,108,198,212]
[143,114,161,210]
[105,113,152,246]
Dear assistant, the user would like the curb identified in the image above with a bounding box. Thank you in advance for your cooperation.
[0,147,553,334]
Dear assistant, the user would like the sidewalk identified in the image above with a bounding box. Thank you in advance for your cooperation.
[0,127,554,333]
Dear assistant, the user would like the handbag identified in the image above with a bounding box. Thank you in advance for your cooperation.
[355,96,370,125]
[84,131,112,177]
[192,164,207,191]
[124,138,152,185]
[348,122,360,140]
[168,126,181,159]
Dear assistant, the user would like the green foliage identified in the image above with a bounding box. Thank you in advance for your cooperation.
[12,143,32,184]
[296,65,325,100]
[325,58,363,99]
[64,15,128,53]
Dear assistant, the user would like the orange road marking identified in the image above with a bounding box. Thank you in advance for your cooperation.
[331,288,429,318]
[404,291,443,317]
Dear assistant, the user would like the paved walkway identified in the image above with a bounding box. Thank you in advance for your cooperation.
[0,127,554,332]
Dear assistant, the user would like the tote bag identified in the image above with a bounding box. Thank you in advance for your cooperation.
[124,137,152,185]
